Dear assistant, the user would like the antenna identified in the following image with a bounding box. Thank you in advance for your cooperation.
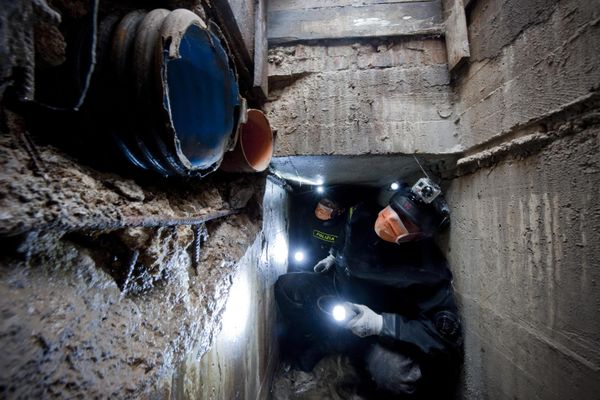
[413,155,430,179]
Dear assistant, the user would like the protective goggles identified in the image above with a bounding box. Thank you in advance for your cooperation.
[315,202,335,220]
[374,206,423,243]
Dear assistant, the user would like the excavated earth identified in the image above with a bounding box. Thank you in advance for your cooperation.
[0,110,264,398]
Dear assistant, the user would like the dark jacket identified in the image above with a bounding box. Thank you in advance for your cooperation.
[332,202,462,360]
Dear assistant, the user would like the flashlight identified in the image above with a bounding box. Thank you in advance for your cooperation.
[331,303,357,323]
[293,251,305,263]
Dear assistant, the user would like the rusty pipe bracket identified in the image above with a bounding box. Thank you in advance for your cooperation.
[192,223,208,274]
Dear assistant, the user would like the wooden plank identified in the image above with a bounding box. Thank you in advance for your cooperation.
[442,0,470,71]
[269,0,437,12]
[268,1,443,43]
[253,0,268,100]
[229,0,255,56]
[202,0,254,97]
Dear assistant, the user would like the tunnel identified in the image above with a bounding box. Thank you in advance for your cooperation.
[0,0,599,399]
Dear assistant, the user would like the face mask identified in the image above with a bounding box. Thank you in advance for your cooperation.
[374,206,421,243]
[315,203,334,220]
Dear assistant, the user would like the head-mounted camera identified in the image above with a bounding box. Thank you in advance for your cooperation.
[387,179,450,239]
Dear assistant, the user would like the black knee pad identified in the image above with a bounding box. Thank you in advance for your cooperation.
[365,344,422,396]
[274,274,305,308]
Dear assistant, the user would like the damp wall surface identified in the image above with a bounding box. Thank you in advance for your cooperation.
[446,0,600,398]
[168,181,288,400]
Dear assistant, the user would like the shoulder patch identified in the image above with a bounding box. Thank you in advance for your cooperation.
[434,311,460,339]
[312,229,338,243]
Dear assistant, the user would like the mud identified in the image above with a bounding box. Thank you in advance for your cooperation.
[0,0,272,396]
[0,111,261,237]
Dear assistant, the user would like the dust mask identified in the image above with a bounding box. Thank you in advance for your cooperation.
[374,206,421,244]
[315,202,334,221]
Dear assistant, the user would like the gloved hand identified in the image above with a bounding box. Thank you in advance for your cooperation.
[313,254,335,273]
[345,303,383,337]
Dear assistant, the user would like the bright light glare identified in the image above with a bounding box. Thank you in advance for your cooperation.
[294,251,305,262]
[272,232,288,264]
[332,305,346,321]
[316,186,325,193]
[268,171,324,186]
[221,270,251,341]
[390,182,400,190]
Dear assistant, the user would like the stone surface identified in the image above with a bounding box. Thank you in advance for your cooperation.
[265,38,461,157]
[443,0,600,398]
[0,209,262,398]
[0,112,265,397]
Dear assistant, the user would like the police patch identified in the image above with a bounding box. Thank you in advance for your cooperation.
[312,229,338,243]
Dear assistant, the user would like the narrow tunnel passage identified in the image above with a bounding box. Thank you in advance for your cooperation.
[1,0,599,398]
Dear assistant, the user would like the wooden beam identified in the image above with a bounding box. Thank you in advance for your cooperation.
[253,0,268,100]
[442,0,470,72]
[202,0,254,98]
[269,0,438,12]
[268,1,443,44]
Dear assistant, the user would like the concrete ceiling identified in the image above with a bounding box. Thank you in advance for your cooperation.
[270,154,458,188]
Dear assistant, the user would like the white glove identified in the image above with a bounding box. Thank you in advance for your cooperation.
[313,254,335,273]
[345,303,383,337]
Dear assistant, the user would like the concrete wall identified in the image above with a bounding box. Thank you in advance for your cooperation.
[446,0,600,398]
[455,0,600,149]
[264,0,600,398]
[447,117,600,400]
[265,38,461,156]
[168,181,288,400]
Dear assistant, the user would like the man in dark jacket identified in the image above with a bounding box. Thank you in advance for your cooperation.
[291,197,346,270]
[275,184,462,397]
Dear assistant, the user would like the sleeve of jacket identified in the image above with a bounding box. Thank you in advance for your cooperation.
[379,310,462,358]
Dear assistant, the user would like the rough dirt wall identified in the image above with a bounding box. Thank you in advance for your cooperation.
[0,110,265,398]
[265,38,461,156]
[169,181,288,400]
[0,0,269,396]
[445,0,600,398]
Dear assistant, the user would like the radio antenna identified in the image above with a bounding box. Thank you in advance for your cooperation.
[413,155,430,179]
